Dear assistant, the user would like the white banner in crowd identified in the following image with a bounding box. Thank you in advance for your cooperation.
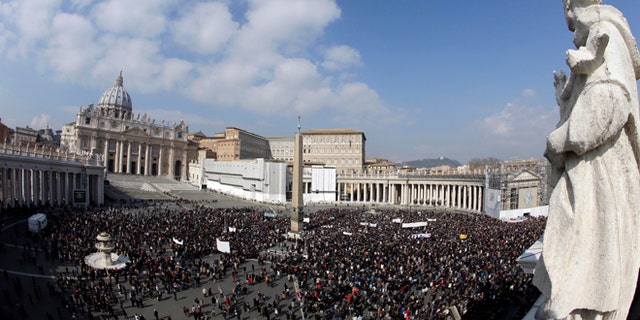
[228,227,237,233]
[216,239,231,253]
[427,218,437,222]
[172,237,184,245]
[392,218,403,223]
[360,222,377,227]
[402,221,428,228]
[411,233,432,239]
[343,232,353,236]
[303,217,310,223]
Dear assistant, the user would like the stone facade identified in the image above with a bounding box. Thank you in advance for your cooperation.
[60,73,192,180]
[301,128,366,174]
[267,136,294,162]
[197,127,269,161]
[13,126,39,145]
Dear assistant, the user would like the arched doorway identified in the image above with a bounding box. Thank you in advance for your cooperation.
[173,160,181,180]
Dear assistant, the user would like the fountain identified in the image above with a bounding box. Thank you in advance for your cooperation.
[84,232,130,270]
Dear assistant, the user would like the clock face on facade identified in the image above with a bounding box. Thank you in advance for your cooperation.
[524,190,534,204]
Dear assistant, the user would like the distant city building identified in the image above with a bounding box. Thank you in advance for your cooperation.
[0,118,12,143]
[8,124,61,147]
[36,125,61,147]
[60,72,192,179]
[13,125,39,145]
[364,158,397,175]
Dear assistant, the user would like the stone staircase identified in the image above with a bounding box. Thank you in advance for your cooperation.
[105,174,199,200]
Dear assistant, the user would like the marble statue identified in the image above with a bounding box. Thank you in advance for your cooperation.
[533,0,640,319]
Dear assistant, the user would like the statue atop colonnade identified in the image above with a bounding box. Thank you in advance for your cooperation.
[533,0,640,319]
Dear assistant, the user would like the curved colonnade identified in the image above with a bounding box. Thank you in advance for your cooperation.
[333,174,484,212]
[0,144,104,208]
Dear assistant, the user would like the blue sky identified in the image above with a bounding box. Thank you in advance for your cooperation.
[1,0,639,164]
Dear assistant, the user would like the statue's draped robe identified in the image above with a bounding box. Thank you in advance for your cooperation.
[533,6,640,320]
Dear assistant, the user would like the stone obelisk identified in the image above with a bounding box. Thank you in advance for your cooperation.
[290,116,303,236]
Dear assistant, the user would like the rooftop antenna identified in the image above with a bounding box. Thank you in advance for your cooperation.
[297,115,301,132]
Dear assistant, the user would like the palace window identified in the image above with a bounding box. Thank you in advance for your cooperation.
[85,117,91,125]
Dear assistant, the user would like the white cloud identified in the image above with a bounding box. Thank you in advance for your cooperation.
[133,108,228,130]
[0,0,400,132]
[171,2,238,55]
[522,88,536,99]
[0,23,17,56]
[231,0,341,60]
[473,102,557,147]
[29,114,53,129]
[90,0,172,38]
[1,0,61,58]
[322,45,362,71]
[42,13,100,79]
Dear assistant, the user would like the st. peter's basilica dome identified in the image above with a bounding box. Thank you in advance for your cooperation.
[97,71,132,117]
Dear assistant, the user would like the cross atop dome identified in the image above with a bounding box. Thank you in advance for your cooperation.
[115,70,123,86]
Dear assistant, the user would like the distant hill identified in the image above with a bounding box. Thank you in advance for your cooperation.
[401,157,462,169]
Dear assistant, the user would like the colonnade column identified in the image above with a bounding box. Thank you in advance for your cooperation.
[16,168,23,207]
[169,146,175,178]
[66,172,72,205]
[47,171,54,205]
[145,143,151,176]
[1,168,6,208]
[31,169,38,206]
[103,139,109,168]
[114,141,120,173]
[55,172,62,205]
[137,143,142,175]
[25,169,32,207]
[158,146,164,176]
[389,183,395,204]
[126,142,132,174]
[472,186,477,211]
[182,149,188,181]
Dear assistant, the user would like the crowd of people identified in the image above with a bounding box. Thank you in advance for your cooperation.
[8,199,545,319]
